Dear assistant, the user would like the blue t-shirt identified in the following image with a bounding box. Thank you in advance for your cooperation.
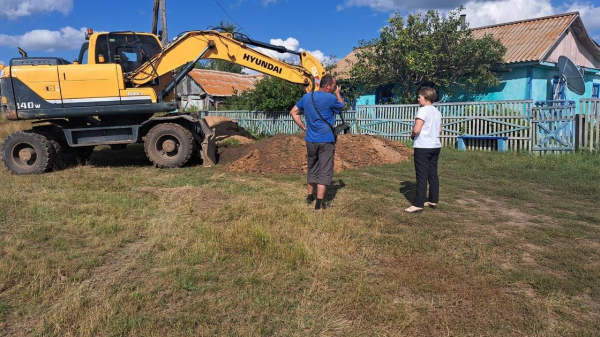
[295,91,344,143]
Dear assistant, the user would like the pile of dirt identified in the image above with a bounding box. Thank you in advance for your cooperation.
[204,116,255,145]
[219,134,412,174]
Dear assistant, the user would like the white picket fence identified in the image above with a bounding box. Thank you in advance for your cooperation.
[356,100,533,151]
[579,99,600,152]
[200,99,598,153]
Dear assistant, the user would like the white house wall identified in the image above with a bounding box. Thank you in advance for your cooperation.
[546,27,600,69]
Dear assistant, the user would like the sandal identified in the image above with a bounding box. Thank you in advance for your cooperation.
[404,206,423,213]
[424,202,438,209]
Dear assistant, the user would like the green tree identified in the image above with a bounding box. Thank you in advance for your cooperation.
[350,7,506,103]
[195,20,243,74]
[226,76,304,111]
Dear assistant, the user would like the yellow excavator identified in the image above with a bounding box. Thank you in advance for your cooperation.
[0,29,326,174]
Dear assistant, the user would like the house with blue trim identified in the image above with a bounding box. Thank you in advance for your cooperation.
[334,12,600,106]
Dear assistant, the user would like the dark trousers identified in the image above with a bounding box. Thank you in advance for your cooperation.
[306,142,335,186]
[413,147,440,207]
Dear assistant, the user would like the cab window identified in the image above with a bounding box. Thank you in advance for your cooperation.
[96,33,162,72]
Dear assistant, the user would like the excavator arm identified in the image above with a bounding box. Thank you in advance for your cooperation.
[126,30,326,93]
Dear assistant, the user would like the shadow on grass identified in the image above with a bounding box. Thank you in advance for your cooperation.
[399,180,416,203]
[325,179,346,203]
[89,144,210,169]
[90,144,211,169]
[86,144,152,168]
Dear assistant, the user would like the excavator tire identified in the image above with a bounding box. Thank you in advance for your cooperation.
[144,123,194,168]
[1,131,56,174]
[33,126,94,169]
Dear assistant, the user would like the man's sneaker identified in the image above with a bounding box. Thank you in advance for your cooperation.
[305,194,315,205]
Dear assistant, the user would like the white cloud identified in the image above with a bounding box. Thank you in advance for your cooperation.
[564,2,600,31]
[0,27,87,52]
[255,37,300,63]
[338,0,466,12]
[263,0,278,6]
[0,0,73,19]
[461,0,600,34]
[462,0,555,28]
[338,0,600,35]
[254,37,334,66]
[270,37,300,53]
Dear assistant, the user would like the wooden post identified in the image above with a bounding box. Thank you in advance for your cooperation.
[160,0,168,45]
[152,0,159,35]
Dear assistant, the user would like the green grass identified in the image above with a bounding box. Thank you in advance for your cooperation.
[1,120,600,335]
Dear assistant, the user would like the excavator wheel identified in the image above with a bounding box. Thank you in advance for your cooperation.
[1,131,56,174]
[33,126,94,169]
[144,123,194,168]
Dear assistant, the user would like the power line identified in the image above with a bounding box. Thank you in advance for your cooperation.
[212,0,286,61]
[212,0,251,37]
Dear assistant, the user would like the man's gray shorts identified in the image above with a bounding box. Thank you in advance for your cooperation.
[306,142,335,186]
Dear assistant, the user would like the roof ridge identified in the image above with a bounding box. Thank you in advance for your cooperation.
[472,11,579,31]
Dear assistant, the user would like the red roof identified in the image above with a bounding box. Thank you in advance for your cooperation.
[472,12,578,63]
[333,12,600,74]
[188,69,264,97]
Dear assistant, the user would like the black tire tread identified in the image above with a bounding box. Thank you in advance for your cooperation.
[1,130,56,174]
[144,123,194,168]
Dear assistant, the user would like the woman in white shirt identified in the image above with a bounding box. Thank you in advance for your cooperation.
[405,87,442,213]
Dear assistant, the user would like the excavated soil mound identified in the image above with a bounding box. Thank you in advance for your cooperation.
[220,134,412,174]
[204,116,255,145]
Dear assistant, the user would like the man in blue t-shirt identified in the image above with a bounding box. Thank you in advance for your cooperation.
[290,74,344,210]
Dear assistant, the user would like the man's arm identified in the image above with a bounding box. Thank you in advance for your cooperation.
[334,85,345,110]
[289,105,306,131]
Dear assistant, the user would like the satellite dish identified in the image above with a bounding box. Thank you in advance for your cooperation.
[557,55,585,96]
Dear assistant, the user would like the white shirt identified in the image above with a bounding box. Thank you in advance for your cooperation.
[414,105,442,148]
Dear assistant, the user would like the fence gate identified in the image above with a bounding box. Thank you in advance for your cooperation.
[532,100,576,152]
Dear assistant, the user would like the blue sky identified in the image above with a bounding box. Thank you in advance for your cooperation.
[1,0,599,66]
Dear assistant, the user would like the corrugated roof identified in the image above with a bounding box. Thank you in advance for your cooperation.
[472,12,578,63]
[333,12,600,75]
[331,50,358,80]
[188,69,264,97]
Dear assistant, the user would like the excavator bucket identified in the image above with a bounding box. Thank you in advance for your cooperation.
[197,118,217,167]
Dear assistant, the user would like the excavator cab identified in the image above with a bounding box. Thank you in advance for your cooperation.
[1,28,329,174]
[78,31,162,73]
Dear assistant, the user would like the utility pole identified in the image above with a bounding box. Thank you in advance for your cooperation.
[160,0,168,45]
[152,0,159,35]
[152,0,168,45]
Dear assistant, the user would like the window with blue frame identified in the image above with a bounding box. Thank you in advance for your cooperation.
[375,84,394,104]
[593,83,599,117]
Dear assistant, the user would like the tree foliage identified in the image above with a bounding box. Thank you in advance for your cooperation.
[350,7,506,103]
[225,76,304,112]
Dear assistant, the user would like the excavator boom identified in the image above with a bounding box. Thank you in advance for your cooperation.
[127,30,326,93]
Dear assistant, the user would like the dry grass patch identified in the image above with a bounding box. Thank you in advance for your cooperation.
[1,136,599,335]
